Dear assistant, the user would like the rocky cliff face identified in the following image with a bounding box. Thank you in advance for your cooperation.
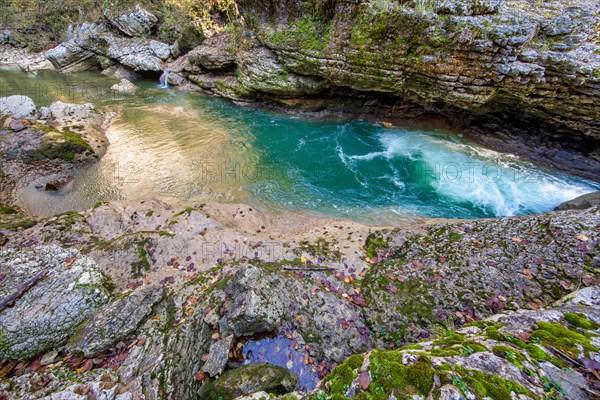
[166,0,600,180]
[234,0,600,136]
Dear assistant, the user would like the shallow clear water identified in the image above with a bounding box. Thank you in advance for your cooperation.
[1,69,598,221]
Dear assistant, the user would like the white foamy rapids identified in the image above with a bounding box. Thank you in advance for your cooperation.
[356,130,598,216]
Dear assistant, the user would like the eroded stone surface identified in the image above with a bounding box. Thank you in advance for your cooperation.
[0,245,110,360]
[66,285,164,357]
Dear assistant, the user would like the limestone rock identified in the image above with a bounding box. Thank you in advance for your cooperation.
[237,46,327,96]
[558,285,600,307]
[437,385,465,400]
[555,191,600,211]
[188,34,236,71]
[46,23,169,74]
[118,53,162,72]
[225,264,285,336]
[200,363,299,400]
[0,46,54,72]
[361,206,600,345]
[235,0,600,140]
[104,5,158,38]
[0,95,38,119]
[66,286,164,357]
[45,23,102,73]
[111,78,139,94]
[0,245,110,360]
[101,64,141,81]
[539,361,591,400]
[203,334,234,377]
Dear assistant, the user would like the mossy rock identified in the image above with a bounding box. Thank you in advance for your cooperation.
[564,312,599,330]
[24,128,94,163]
[0,206,17,216]
[531,322,599,358]
[200,363,299,400]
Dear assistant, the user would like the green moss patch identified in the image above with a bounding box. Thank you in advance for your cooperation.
[323,354,364,396]
[25,128,94,163]
[564,312,598,330]
[531,322,598,358]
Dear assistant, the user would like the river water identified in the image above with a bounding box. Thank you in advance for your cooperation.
[2,69,598,222]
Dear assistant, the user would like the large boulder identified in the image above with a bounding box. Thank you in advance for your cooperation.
[225,264,285,336]
[119,53,162,72]
[188,34,236,71]
[47,101,108,136]
[45,23,102,73]
[111,78,140,94]
[199,363,299,400]
[0,95,38,119]
[46,23,170,74]
[104,5,158,37]
[237,46,327,96]
[66,286,164,357]
[555,191,600,211]
[0,245,110,360]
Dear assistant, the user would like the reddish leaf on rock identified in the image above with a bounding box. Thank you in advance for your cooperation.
[64,258,77,268]
[79,359,93,374]
[515,332,531,343]
[389,285,398,294]
[529,300,543,310]
[358,371,371,390]
[195,369,205,382]
[559,280,572,290]
[28,358,42,372]
[113,352,129,363]
[485,295,505,313]
[0,361,16,379]
[126,280,143,289]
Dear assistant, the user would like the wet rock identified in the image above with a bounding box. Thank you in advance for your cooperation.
[188,34,236,71]
[47,22,169,74]
[203,334,234,377]
[104,5,158,38]
[225,264,285,336]
[199,363,299,400]
[0,245,110,359]
[111,78,139,94]
[66,286,164,357]
[555,191,600,211]
[0,95,38,119]
[44,176,74,192]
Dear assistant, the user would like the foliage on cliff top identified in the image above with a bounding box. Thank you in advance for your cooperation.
[0,0,239,51]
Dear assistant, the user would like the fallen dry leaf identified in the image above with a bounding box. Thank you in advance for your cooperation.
[358,371,371,390]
